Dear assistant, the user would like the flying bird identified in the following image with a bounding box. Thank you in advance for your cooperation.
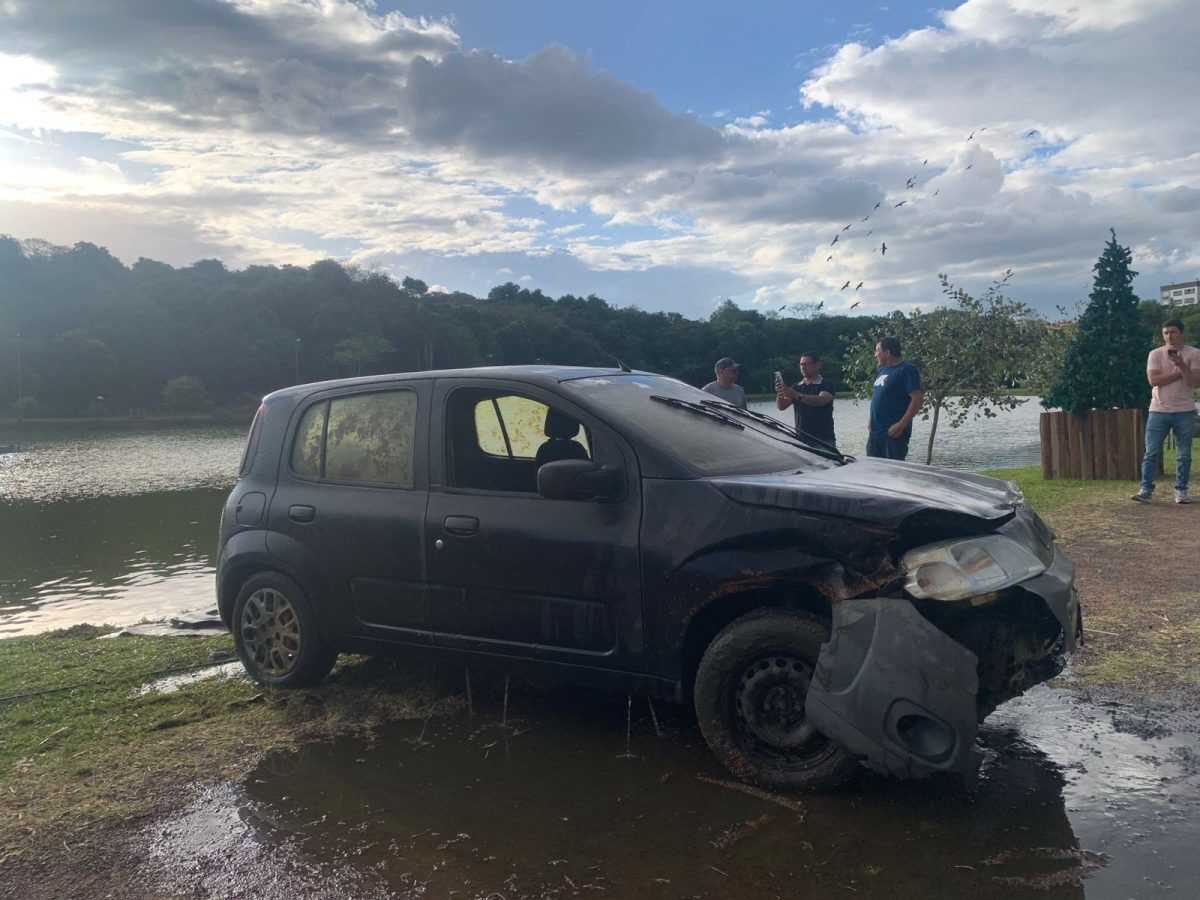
[967,131,976,141]
[826,254,834,262]
[855,282,863,291]
[861,214,871,222]
[831,234,839,246]
[922,159,928,166]
[840,281,851,291]
[966,164,973,170]
[866,229,873,236]
[873,201,882,210]
[849,300,861,309]
[881,242,887,255]
[1025,129,1039,137]
[932,189,940,196]
[894,200,908,208]
[841,224,852,232]
[815,301,824,310]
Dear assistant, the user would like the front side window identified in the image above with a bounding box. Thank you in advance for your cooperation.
[446,389,593,493]
[474,395,590,459]
[290,390,417,487]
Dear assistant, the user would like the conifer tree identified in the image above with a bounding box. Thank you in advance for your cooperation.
[1043,230,1151,412]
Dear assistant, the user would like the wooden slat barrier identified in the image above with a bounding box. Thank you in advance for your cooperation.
[1038,409,1158,480]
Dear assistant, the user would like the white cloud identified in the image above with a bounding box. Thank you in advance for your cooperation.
[0,0,1197,318]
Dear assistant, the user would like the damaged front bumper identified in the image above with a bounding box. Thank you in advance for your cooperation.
[805,547,1079,781]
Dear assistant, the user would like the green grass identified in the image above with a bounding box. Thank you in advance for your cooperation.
[984,445,1179,515]
[0,625,237,772]
[980,465,1133,515]
[0,627,455,861]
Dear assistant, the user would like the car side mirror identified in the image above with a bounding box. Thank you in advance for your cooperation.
[537,459,622,501]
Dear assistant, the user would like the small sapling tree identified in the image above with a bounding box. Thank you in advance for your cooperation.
[844,272,1054,464]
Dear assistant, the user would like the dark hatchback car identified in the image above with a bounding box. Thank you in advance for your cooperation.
[218,366,1081,790]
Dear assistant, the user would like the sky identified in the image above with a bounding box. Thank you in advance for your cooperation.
[1,0,1198,320]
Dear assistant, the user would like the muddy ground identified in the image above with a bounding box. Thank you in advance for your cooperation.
[2,497,1198,899]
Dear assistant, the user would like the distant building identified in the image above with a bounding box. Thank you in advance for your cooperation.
[1161,280,1199,306]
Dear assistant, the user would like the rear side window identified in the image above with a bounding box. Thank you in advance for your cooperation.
[290,390,417,487]
[238,404,265,478]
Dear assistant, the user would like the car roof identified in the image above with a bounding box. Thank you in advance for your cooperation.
[263,365,645,403]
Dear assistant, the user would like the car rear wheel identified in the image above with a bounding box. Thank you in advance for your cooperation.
[694,607,858,791]
[233,572,337,687]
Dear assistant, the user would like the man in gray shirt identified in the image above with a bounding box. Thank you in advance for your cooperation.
[702,357,747,409]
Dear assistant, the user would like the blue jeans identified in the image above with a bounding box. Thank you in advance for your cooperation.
[1141,411,1196,492]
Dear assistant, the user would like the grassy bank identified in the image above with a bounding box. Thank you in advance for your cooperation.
[984,444,1180,515]
[988,449,1200,694]
[0,628,457,868]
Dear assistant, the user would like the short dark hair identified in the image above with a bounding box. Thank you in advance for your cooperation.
[1163,318,1185,332]
[878,336,902,357]
[798,351,820,363]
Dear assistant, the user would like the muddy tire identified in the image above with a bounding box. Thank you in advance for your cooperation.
[232,572,337,687]
[694,608,858,791]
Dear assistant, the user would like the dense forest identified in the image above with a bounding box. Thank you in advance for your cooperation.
[0,236,891,417]
[1,235,1183,419]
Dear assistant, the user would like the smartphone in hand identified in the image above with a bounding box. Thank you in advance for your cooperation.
[774,370,784,387]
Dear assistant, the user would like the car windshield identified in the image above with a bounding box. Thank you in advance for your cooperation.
[561,373,837,477]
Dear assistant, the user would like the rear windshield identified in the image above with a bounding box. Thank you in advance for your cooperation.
[561,374,831,477]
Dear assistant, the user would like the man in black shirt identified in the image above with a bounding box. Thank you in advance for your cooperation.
[775,352,837,449]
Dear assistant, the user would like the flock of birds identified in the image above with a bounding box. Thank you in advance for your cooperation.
[806,126,1041,310]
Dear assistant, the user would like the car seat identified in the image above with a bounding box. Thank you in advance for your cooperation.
[535,408,589,466]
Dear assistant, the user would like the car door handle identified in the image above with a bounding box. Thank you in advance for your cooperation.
[443,515,479,537]
[288,505,316,523]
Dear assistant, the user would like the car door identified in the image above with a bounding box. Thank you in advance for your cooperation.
[425,378,643,667]
[266,382,432,643]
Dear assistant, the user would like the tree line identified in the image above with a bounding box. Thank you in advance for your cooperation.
[2,233,1178,429]
[0,236,894,417]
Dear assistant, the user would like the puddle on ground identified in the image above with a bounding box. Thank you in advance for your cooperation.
[137,681,1200,899]
[132,660,246,696]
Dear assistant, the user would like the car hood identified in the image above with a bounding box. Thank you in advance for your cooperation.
[709,458,1021,529]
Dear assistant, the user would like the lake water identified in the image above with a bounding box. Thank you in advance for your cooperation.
[0,400,1046,636]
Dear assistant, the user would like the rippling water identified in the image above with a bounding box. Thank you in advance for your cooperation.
[750,395,1044,469]
[1,424,244,635]
[0,402,1045,636]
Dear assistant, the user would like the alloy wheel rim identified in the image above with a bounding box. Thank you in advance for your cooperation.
[240,587,301,677]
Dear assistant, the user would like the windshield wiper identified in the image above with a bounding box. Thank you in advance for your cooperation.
[698,399,853,464]
[649,395,745,429]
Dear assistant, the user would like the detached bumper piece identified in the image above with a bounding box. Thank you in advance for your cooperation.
[805,598,983,781]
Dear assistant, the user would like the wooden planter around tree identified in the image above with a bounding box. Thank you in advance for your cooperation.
[1038,409,1160,480]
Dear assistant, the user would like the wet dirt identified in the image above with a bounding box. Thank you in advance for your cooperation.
[132,678,1200,899]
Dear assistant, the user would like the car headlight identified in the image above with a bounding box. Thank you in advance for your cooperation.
[902,535,1046,601]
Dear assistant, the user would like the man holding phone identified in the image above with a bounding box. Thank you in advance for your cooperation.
[1133,318,1200,504]
[776,352,836,448]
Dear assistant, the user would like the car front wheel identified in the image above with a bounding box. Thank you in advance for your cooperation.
[694,607,858,791]
[232,572,336,687]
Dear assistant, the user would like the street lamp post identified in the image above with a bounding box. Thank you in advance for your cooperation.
[294,338,302,385]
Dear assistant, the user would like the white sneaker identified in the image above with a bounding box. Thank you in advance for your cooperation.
[1131,489,1153,503]
[1175,489,1190,504]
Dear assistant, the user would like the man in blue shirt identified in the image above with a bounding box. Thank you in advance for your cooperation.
[867,336,923,460]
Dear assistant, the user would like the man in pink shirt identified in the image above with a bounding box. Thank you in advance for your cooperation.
[1133,319,1200,504]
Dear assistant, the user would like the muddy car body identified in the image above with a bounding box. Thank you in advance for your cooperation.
[217,366,1081,789]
